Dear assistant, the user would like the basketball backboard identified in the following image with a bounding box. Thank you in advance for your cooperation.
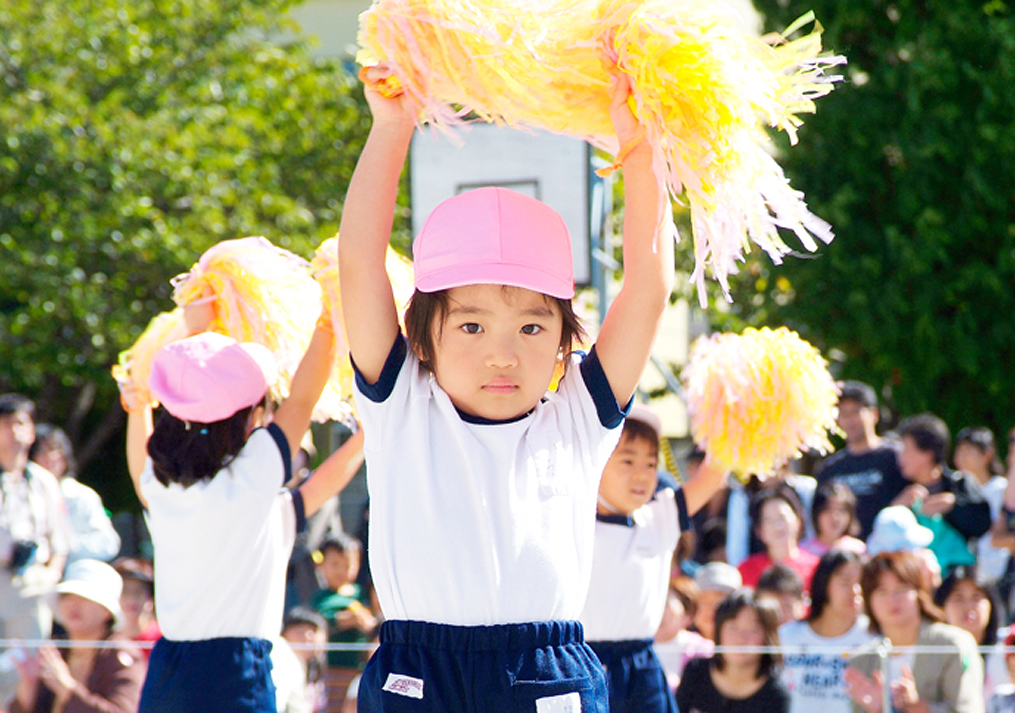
[410,124,592,286]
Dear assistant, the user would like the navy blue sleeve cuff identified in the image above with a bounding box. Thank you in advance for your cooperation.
[352,334,407,403]
[579,345,630,429]
[266,422,292,486]
[291,488,307,533]
[675,488,692,533]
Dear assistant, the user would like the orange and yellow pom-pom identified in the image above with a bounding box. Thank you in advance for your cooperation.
[682,326,840,480]
[357,0,843,305]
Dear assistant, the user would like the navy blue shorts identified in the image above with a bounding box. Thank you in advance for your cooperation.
[588,639,677,713]
[358,620,607,712]
[139,637,276,713]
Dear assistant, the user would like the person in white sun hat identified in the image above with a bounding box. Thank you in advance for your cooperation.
[9,559,147,713]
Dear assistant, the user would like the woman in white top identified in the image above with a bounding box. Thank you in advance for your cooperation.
[780,549,875,713]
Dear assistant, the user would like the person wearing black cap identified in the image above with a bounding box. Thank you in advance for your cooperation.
[814,381,908,539]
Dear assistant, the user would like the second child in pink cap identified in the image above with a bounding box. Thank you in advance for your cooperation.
[338,65,674,712]
[119,313,365,713]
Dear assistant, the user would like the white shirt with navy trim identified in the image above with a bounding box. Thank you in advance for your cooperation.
[353,335,625,626]
[581,487,687,641]
[141,423,305,640]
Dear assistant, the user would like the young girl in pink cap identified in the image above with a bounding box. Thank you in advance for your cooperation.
[338,64,673,712]
[120,319,365,712]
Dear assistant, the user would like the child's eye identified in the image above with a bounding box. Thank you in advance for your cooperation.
[461,323,483,334]
[520,324,543,335]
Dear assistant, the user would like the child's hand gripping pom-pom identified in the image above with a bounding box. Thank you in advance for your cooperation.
[310,235,415,411]
[681,326,841,482]
[357,0,844,305]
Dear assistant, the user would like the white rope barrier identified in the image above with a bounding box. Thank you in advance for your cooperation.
[0,639,1009,655]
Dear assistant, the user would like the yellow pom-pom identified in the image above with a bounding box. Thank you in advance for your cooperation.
[682,326,840,480]
[170,237,329,413]
[111,309,190,408]
[310,235,415,410]
[114,236,358,424]
[357,0,844,305]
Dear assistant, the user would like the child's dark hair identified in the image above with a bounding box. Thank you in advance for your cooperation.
[811,482,859,538]
[404,287,585,372]
[696,519,728,563]
[147,399,263,488]
[319,533,362,558]
[712,588,782,678]
[622,417,659,452]
[756,563,804,599]
[808,549,862,622]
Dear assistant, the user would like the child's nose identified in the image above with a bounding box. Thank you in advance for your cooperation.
[485,336,519,368]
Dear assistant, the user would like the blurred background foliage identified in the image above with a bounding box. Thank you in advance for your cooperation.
[0,0,407,509]
[748,0,1015,441]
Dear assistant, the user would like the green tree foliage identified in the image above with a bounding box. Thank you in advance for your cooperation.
[0,0,391,508]
[749,0,1015,439]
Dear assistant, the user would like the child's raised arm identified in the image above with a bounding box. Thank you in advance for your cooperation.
[680,459,729,517]
[298,426,365,517]
[273,324,336,457]
[122,385,153,510]
[594,75,675,407]
[338,66,416,383]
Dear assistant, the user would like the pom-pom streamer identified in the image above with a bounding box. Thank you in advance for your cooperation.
[112,309,190,408]
[681,326,840,480]
[357,0,844,305]
[310,235,416,408]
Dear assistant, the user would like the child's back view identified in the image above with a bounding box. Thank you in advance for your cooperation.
[339,65,673,711]
[122,316,359,712]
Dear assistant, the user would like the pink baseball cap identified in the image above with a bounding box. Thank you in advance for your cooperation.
[149,333,277,423]
[413,187,575,298]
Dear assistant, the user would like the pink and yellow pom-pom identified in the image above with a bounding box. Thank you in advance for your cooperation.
[113,236,355,423]
[310,235,415,407]
[357,0,844,305]
[682,326,840,480]
[112,309,190,409]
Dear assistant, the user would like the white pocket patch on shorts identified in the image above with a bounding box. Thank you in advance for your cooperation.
[535,691,581,713]
[382,673,424,699]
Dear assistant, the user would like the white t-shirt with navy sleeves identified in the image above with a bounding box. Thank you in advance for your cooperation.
[141,423,305,641]
[581,487,689,641]
[353,335,626,627]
